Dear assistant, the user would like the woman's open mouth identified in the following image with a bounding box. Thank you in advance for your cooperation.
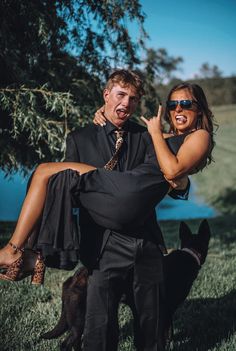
[175,115,187,124]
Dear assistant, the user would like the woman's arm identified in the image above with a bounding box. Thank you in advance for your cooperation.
[93,106,107,126]
[141,107,211,180]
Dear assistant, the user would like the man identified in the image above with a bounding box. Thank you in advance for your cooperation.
[65,69,189,351]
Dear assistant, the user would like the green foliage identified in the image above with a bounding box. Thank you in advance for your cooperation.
[143,48,183,84]
[0,0,146,85]
[196,62,223,79]
[0,86,81,173]
[140,48,183,116]
[195,76,236,106]
[0,0,146,173]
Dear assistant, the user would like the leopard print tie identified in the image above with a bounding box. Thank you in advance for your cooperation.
[104,130,125,170]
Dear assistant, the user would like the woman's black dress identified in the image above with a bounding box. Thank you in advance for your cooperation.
[34,133,187,269]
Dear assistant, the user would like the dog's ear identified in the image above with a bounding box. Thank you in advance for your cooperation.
[198,219,211,241]
[179,221,192,240]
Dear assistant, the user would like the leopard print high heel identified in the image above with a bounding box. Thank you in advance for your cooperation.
[0,242,24,281]
[31,252,46,285]
[15,249,46,285]
[0,244,46,285]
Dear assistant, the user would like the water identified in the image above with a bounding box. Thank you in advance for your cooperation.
[157,183,217,220]
[0,171,217,221]
[0,171,28,221]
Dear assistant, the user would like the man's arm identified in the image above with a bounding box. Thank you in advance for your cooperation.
[168,176,190,200]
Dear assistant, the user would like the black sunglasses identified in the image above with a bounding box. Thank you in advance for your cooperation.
[166,99,198,110]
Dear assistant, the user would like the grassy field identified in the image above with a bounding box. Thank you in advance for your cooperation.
[193,104,236,215]
[0,104,236,351]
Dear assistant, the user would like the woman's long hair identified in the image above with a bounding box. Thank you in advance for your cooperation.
[164,82,216,166]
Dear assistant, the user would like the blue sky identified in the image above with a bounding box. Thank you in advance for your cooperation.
[131,0,236,79]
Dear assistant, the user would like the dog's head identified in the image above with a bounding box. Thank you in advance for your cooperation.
[179,219,211,265]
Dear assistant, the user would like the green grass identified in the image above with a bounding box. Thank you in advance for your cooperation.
[1,105,236,350]
[193,104,236,215]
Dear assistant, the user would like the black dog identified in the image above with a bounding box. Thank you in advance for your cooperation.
[161,219,211,347]
[42,220,211,350]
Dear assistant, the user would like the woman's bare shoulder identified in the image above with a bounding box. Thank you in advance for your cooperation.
[185,129,210,141]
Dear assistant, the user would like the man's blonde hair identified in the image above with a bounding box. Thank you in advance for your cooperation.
[105,69,145,98]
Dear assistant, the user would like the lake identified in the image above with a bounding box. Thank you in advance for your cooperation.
[0,171,217,221]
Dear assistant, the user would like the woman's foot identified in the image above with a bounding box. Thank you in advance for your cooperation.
[0,244,45,284]
[0,243,23,268]
[0,242,24,281]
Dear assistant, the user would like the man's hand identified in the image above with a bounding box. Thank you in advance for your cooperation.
[165,175,189,191]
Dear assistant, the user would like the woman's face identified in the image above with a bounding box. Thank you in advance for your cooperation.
[168,88,200,134]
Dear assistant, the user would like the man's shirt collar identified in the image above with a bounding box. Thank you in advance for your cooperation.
[104,119,130,135]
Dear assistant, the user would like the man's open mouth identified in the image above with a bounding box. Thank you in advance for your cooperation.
[116,109,128,118]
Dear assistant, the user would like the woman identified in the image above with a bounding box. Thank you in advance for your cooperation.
[0,82,215,284]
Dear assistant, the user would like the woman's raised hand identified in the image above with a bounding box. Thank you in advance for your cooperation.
[140,104,163,136]
[93,106,106,126]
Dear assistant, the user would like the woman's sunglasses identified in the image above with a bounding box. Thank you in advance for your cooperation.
[166,99,198,110]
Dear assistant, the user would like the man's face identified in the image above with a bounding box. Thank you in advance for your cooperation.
[103,83,140,128]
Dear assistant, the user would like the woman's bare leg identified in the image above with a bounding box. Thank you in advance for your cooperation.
[0,162,96,266]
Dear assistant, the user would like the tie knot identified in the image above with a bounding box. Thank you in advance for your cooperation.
[114,129,125,140]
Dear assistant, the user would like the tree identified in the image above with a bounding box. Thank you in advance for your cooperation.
[141,48,183,115]
[196,62,223,79]
[0,0,147,173]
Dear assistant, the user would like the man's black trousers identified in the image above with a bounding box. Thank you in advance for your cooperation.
[83,232,164,351]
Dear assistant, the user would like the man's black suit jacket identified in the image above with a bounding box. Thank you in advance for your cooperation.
[65,121,166,269]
